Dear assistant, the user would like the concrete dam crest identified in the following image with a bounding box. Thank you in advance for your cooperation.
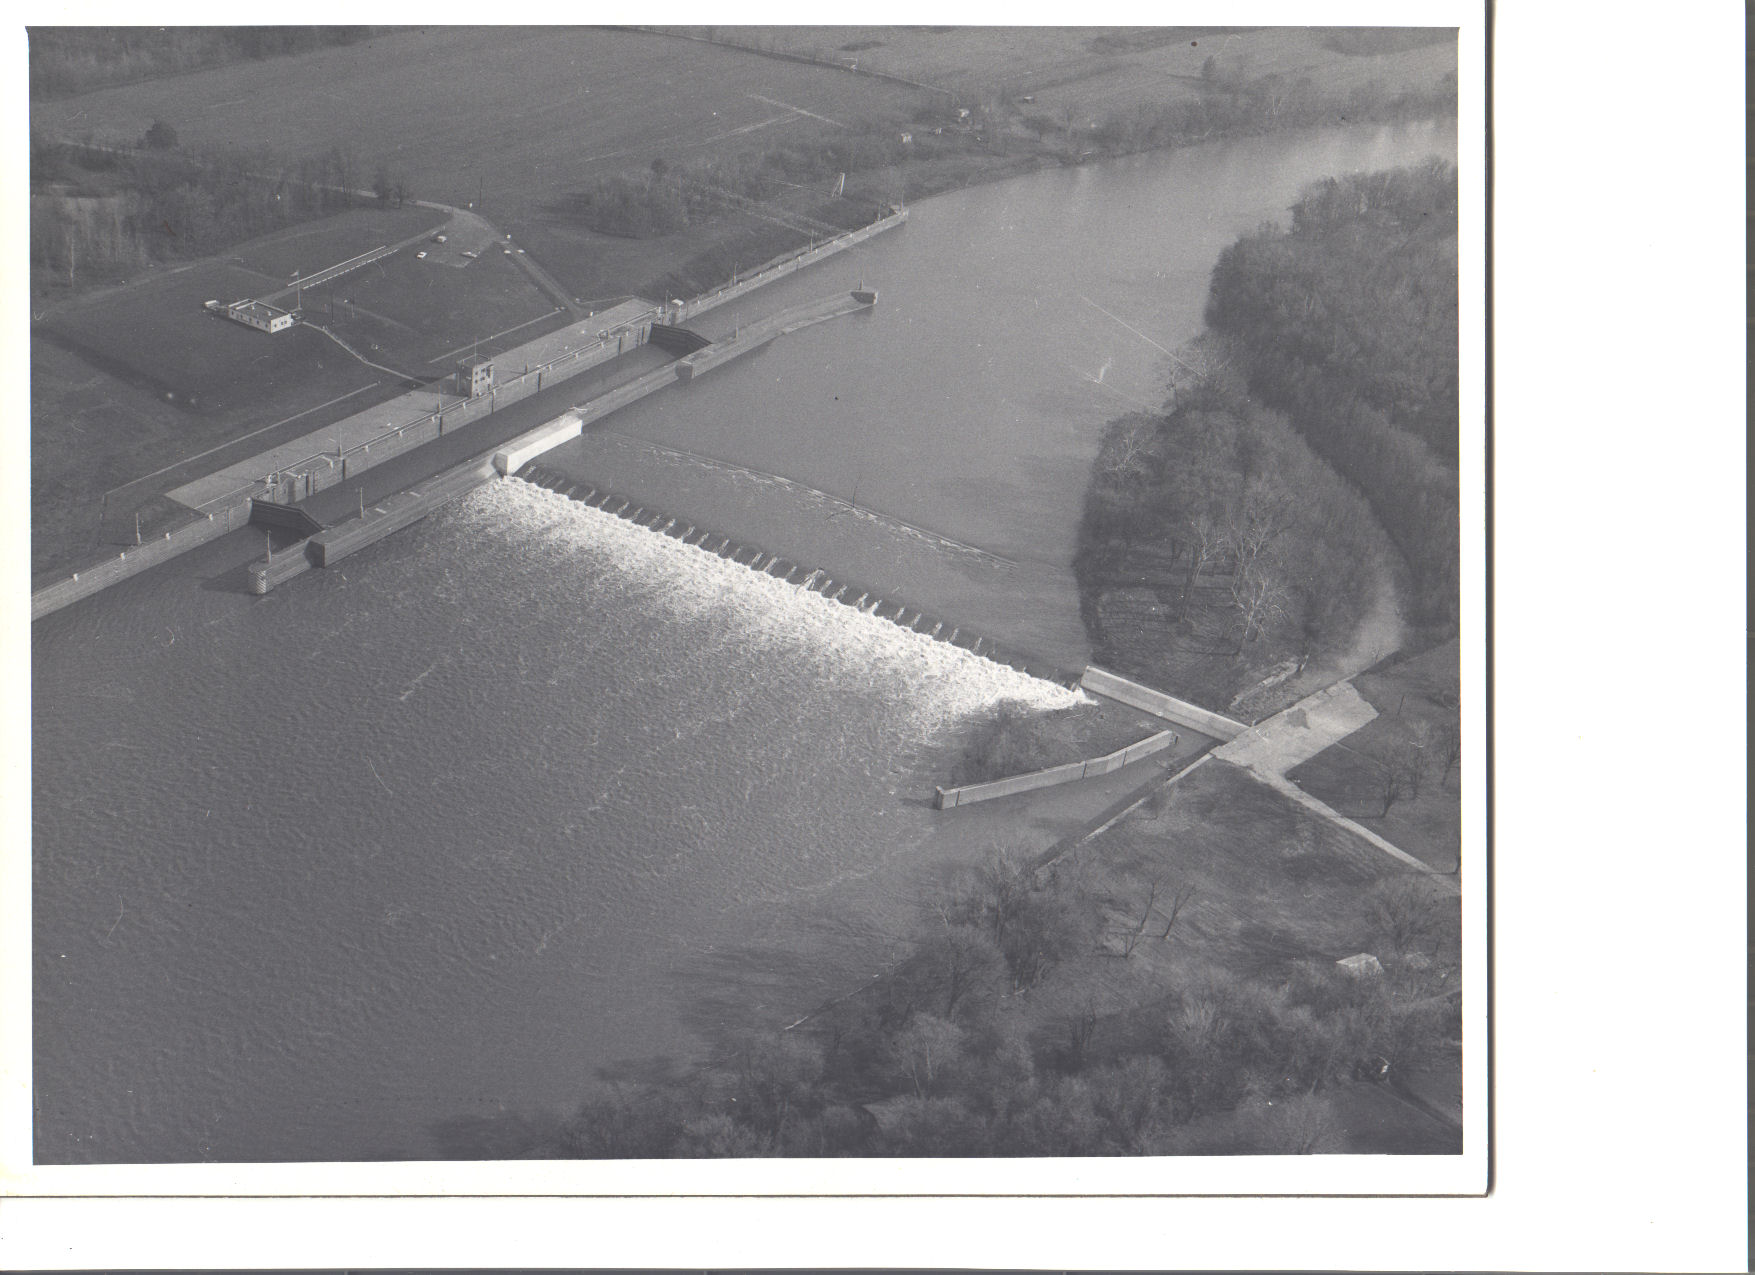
[516,463,1081,690]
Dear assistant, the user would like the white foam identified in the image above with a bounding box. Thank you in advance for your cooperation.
[466,478,1083,727]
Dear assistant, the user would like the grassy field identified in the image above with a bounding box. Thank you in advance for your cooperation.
[28,28,928,231]
[227,204,444,280]
[1287,639,1464,871]
[704,26,1455,119]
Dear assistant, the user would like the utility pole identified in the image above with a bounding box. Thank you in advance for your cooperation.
[134,512,141,545]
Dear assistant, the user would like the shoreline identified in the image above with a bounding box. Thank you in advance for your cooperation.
[28,106,1453,585]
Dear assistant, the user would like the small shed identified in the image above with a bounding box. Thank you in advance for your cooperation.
[456,356,494,398]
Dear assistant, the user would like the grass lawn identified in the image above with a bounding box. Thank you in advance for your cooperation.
[296,248,566,377]
[228,204,445,280]
[1287,638,1463,871]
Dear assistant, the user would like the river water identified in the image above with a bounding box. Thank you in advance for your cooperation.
[31,120,1454,1163]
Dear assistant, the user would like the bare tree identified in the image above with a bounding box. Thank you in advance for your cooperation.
[1158,882,1197,939]
[1103,419,1156,483]
[892,1013,964,1098]
[1438,719,1462,786]
[1401,721,1434,800]
[914,926,1000,1018]
[1231,560,1288,652]
[1368,877,1443,954]
[1251,1092,1343,1154]
[1176,511,1224,618]
[1119,878,1159,957]
[1224,478,1290,584]
[1373,747,1405,816]
[1064,1001,1099,1070]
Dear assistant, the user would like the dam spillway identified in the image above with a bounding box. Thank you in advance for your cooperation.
[518,462,1081,690]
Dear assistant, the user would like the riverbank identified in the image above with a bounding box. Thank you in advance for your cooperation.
[29,21,1454,583]
[29,109,1466,1164]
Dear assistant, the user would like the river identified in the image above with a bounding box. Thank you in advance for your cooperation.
[31,119,1455,1163]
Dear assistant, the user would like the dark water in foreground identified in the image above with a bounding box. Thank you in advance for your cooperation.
[32,121,1454,1162]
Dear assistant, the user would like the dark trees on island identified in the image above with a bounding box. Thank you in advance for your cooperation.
[1205,160,1461,634]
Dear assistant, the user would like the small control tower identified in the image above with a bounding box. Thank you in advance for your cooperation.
[456,356,494,398]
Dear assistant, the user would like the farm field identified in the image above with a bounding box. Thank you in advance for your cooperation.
[705,25,1457,120]
[1287,638,1465,872]
[28,27,930,234]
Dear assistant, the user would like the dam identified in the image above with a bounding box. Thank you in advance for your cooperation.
[31,120,1458,1164]
[31,205,908,622]
[238,288,885,603]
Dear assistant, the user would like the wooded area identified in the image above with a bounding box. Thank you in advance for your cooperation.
[1074,358,1403,706]
[1205,160,1461,632]
[30,135,407,301]
[440,845,1457,1158]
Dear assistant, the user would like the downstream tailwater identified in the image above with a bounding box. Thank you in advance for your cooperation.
[32,120,1455,1162]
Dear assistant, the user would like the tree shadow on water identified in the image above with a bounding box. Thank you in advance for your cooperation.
[671,916,904,1055]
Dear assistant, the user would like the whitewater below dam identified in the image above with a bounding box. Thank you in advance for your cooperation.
[32,120,1455,1162]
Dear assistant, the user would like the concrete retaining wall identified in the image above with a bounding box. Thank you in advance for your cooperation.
[247,542,318,594]
[676,208,906,323]
[309,459,495,569]
[1079,666,1248,740]
[32,501,253,620]
[933,729,1177,809]
[494,414,583,476]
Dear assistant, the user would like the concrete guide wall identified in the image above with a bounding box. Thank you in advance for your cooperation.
[933,729,1177,809]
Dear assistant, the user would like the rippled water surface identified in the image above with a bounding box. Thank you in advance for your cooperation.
[33,121,1455,1162]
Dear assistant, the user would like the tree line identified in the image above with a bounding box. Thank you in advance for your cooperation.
[29,27,379,99]
[561,125,919,239]
[1044,62,1454,163]
[31,133,410,298]
[1204,160,1461,632]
